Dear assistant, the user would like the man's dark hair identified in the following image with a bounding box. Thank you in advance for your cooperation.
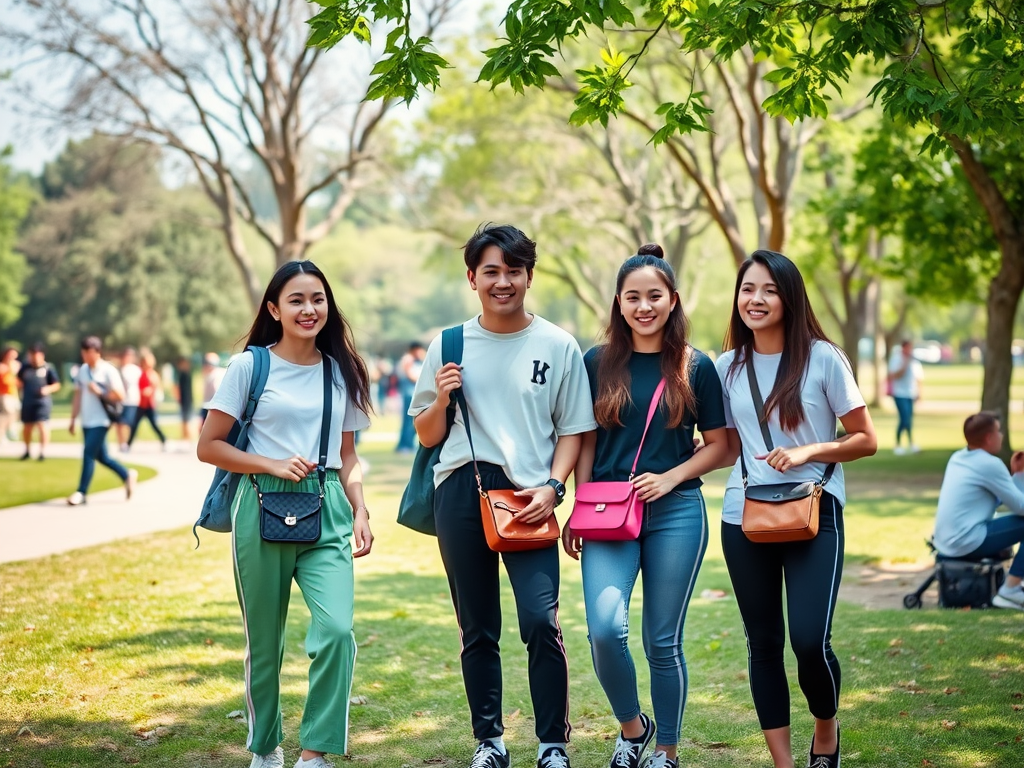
[80,335,103,352]
[463,223,537,273]
[964,411,1000,446]
[28,342,46,354]
[409,341,425,352]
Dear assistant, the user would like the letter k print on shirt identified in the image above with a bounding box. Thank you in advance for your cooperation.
[532,360,551,385]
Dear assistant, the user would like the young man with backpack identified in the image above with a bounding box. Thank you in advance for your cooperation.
[410,224,596,768]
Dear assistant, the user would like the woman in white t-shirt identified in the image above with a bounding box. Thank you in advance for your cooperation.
[198,260,373,768]
[715,251,876,768]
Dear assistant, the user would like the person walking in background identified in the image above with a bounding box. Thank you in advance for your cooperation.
[68,336,136,505]
[17,343,60,461]
[117,346,142,453]
[715,251,876,768]
[394,341,425,453]
[128,347,167,450]
[888,339,923,455]
[198,352,225,430]
[174,355,195,441]
[197,260,373,768]
[0,346,21,443]
[411,223,596,768]
[563,246,730,768]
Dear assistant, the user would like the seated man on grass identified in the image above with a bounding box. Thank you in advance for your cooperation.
[933,411,1024,610]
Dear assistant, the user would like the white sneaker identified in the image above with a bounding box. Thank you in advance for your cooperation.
[641,752,677,768]
[910,444,921,454]
[893,446,906,456]
[125,469,138,500]
[294,756,334,768]
[67,491,85,506]
[993,585,1024,611]
[250,747,284,768]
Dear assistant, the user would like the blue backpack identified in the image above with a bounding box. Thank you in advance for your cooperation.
[396,325,463,536]
[193,346,270,545]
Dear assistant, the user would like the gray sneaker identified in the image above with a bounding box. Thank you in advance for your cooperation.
[610,714,655,768]
[250,747,284,768]
[993,585,1024,610]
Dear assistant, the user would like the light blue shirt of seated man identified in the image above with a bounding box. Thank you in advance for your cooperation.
[932,411,1024,609]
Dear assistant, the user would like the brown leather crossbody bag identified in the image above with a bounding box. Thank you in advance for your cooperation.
[740,356,835,543]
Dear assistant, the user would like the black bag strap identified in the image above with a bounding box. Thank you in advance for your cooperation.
[250,353,333,499]
[740,352,835,488]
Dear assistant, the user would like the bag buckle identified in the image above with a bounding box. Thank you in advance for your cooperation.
[595,503,606,512]
[285,516,297,526]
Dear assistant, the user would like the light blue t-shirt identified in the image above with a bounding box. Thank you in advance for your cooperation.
[716,341,865,525]
[932,447,1024,556]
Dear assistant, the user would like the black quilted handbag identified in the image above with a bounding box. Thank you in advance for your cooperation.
[252,356,333,544]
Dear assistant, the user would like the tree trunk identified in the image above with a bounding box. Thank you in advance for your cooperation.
[981,251,1024,458]
[949,135,1024,457]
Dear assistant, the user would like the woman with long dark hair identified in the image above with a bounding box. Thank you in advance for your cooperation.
[198,260,373,768]
[715,250,876,768]
[564,245,730,768]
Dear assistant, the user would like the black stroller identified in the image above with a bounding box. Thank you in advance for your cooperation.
[903,539,1011,609]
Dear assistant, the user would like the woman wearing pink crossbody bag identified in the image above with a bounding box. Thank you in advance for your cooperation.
[563,246,730,768]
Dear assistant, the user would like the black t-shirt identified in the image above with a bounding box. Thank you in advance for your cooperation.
[584,346,727,491]
[18,363,59,406]
[176,368,193,408]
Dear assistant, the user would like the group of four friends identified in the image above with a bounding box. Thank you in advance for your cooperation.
[196,223,879,768]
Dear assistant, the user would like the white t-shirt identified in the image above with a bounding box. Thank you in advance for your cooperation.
[410,315,597,489]
[75,360,126,429]
[120,363,142,407]
[932,448,1024,556]
[716,341,866,525]
[888,348,923,399]
[209,349,370,469]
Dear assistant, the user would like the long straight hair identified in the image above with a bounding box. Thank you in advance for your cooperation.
[244,260,372,416]
[723,250,836,431]
[595,244,695,429]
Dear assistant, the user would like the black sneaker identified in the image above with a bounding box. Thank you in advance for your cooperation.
[609,713,655,768]
[470,743,510,768]
[19,452,30,461]
[807,722,840,768]
[537,745,570,768]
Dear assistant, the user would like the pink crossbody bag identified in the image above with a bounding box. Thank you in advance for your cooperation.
[569,378,666,541]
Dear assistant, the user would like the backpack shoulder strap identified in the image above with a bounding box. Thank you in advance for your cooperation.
[440,324,464,367]
[242,346,270,425]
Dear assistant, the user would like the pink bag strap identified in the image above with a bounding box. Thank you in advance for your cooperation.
[629,378,667,479]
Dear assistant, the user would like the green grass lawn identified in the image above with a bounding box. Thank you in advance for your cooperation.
[1,410,1023,767]
[0,458,157,508]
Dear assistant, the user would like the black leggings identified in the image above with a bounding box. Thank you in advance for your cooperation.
[434,462,570,744]
[128,406,166,445]
[721,493,844,730]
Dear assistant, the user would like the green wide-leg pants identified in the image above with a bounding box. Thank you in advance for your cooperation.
[231,471,356,756]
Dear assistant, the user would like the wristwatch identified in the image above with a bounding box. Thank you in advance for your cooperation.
[546,478,567,507]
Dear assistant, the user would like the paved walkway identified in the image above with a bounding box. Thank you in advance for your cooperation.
[0,440,211,564]
[0,429,400,565]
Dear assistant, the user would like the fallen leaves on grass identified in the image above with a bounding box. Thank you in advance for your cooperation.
[350,695,368,705]
[16,727,33,738]
[941,720,958,730]
[134,726,173,742]
[943,687,961,695]
[226,710,246,722]
[896,680,926,694]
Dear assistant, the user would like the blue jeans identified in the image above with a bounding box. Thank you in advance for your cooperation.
[894,396,915,445]
[395,389,416,451]
[78,426,129,494]
[963,514,1024,579]
[581,487,708,746]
